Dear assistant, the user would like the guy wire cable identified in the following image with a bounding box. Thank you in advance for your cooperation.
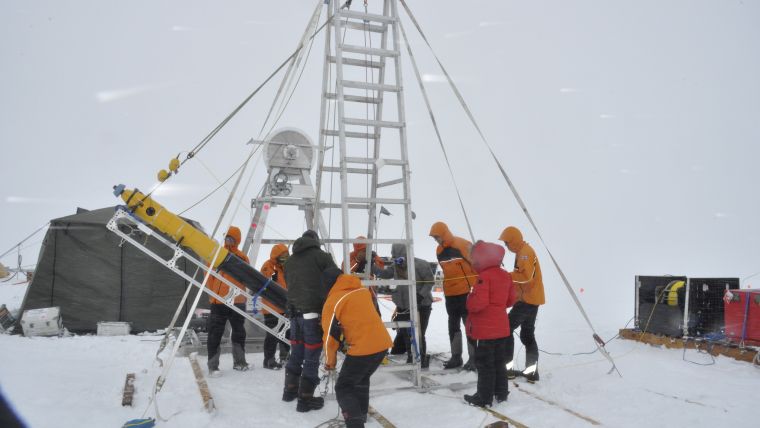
[399,0,620,376]
[136,0,355,206]
[397,20,475,242]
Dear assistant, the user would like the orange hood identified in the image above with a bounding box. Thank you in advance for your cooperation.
[269,243,289,261]
[353,236,367,252]
[429,222,454,246]
[499,226,523,253]
[225,226,242,249]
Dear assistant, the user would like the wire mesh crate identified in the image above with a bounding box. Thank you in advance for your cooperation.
[635,276,739,338]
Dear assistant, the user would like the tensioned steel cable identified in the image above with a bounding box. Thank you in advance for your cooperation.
[398,21,475,242]
[0,222,49,260]
[400,0,620,376]
[136,0,354,206]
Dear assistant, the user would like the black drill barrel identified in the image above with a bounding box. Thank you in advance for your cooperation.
[217,253,287,312]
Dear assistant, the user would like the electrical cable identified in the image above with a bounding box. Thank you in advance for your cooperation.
[538,317,634,357]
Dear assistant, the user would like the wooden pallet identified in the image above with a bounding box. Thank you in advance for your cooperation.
[619,329,759,363]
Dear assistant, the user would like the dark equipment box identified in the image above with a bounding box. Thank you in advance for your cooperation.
[635,276,739,338]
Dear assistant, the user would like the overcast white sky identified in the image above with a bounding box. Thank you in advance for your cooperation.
[1,0,759,330]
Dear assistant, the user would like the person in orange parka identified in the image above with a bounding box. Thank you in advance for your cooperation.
[322,268,392,428]
[429,221,478,370]
[260,243,291,370]
[346,237,385,274]
[344,236,385,314]
[206,225,250,374]
[499,226,545,382]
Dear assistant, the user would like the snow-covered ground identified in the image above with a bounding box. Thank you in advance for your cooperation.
[0,287,756,428]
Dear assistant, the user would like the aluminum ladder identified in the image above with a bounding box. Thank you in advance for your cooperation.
[316,0,423,388]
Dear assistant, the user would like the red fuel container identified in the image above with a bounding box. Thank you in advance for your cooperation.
[724,289,760,344]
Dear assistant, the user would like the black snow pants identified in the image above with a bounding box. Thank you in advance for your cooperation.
[505,301,539,371]
[445,293,468,342]
[263,313,290,362]
[474,337,509,403]
[336,351,386,428]
[206,303,247,370]
[391,306,432,359]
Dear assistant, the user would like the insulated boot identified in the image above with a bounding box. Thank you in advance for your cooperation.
[462,340,477,372]
[506,369,521,380]
[263,357,282,370]
[296,377,324,412]
[444,354,463,369]
[463,393,492,408]
[495,391,509,403]
[421,354,430,369]
[345,418,365,428]
[524,368,539,383]
[278,351,290,366]
[444,332,463,369]
[231,342,249,371]
[282,370,300,402]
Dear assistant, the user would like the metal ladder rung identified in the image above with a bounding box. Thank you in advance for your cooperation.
[363,279,415,287]
[318,203,370,210]
[345,157,405,165]
[341,20,386,33]
[343,118,404,129]
[341,44,400,57]
[377,178,404,188]
[321,129,377,139]
[327,56,384,69]
[348,237,413,245]
[342,80,400,92]
[324,93,381,104]
[345,196,409,204]
[385,321,411,329]
[321,166,372,174]
[339,10,398,24]
[321,238,412,245]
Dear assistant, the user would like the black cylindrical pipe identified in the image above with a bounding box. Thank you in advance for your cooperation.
[217,253,287,312]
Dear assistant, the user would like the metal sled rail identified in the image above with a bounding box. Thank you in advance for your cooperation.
[106,208,290,343]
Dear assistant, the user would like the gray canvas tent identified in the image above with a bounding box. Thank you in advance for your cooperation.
[19,207,207,333]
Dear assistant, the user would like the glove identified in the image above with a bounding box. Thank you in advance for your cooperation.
[394,256,405,266]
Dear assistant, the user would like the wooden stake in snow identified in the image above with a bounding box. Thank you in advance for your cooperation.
[189,353,215,412]
[121,373,136,407]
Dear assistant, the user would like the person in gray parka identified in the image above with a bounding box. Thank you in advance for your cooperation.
[378,243,435,368]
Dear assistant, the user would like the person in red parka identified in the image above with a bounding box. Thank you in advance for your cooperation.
[463,241,517,407]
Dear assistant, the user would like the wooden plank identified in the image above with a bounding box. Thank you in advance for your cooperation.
[619,328,759,363]
[189,353,215,412]
[513,382,601,426]
[121,373,136,407]
[368,405,396,428]
[419,375,529,428]
[480,406,530,428]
